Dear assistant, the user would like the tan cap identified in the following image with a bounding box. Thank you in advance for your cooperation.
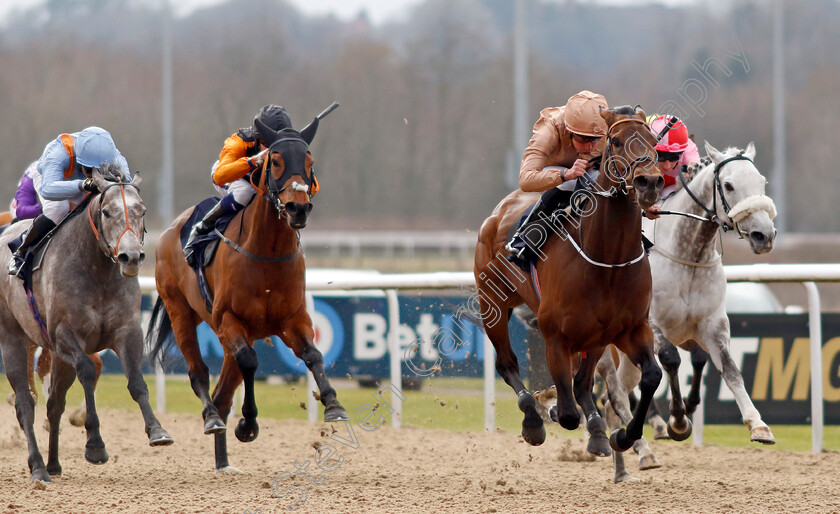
[563,90,608,137]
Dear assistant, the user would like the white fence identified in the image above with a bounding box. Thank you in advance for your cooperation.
[139,263,840,453]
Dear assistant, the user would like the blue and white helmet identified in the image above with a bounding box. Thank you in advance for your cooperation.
[75,127,118,168]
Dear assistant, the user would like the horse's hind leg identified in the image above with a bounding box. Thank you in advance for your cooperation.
[209,353,243,473]
[573,348,611,457]
[45,356,77,476]
[653,326,692,441]
[113,328,173,446]
[279,309,349,423]
[700,320,775,444]
[1,337,50,482]
[483,301,544,446]
[166,295,226,434]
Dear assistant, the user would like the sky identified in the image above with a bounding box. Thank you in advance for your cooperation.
[0,0,701,28]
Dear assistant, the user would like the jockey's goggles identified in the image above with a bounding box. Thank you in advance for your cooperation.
[570,132,601,144]
[656,150,682,162]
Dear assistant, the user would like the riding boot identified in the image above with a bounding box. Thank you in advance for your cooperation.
[8,214,56,277]
[505,187,567,258]
[183,195,243,266]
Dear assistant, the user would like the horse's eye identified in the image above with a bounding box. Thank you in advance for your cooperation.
[724,182,734,192]
[103,209,112,218]
[612,137,621,147]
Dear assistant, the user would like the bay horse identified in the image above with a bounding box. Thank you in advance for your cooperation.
[0,165,172,483]
[474,106,663,457]
[149,116,348,473]
[639,141,777,444]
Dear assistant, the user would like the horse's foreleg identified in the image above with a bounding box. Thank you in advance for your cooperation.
[612,327,661,452]
[113,328,173,447]
[684,344,708,417]
[216,315,260,447]
[69,352,103,427]
[1,338,49,482]
[598,350,661,472]
[280,309,348,424]
[703,329,775,444]
[45,356,77,476]
[654,327,692,441]
[574,348,610,457]
[544,337,579,432]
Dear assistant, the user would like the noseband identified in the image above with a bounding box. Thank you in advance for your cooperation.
[598,117,658,198]
[86,180,144,263]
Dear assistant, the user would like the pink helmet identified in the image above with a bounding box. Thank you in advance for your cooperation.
[649,115,689,152]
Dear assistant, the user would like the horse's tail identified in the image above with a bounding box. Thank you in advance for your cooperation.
[146,295,175,368]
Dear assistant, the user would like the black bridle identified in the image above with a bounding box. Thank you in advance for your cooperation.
[675,153,753,233]
[260,132,317,215]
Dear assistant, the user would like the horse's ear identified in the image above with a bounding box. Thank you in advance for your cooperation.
[744,141,756,160]
[704,141,725,163]
[599,106,615,128]
[634,105,646,120]
[131,171,142,189]
[300,117,320,145]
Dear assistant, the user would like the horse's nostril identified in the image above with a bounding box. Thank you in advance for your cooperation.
[139,252,146,263]
[750,231,766,244]
[118,253,130,265]
[656,176,665,190]
[284,202,297,214]
[304,203,313,215]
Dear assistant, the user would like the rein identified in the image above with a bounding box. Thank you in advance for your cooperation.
[213,227,301,263]
[87,180,143,263]
[558,115,655,269]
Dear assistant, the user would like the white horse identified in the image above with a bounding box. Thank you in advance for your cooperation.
[594,141,778,482]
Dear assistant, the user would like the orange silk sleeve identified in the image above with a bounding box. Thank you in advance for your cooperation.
[212,133,255,186]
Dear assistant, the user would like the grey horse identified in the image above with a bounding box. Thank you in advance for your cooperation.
[0,165,172,483]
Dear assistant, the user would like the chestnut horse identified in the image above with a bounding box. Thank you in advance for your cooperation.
[474,106,663,456]
[149,117,348,472]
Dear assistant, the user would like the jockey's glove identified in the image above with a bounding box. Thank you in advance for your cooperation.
[82,178,99,193]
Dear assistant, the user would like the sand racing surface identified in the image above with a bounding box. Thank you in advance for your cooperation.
[0,402,838,513]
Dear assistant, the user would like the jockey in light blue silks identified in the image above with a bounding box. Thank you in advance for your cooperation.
[8,126,131,277]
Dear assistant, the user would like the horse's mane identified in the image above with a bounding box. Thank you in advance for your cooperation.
[100,162,126,183]
[610,105,638,116]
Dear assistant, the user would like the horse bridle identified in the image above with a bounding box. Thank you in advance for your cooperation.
[596,117,658,198]
[86,179,144,263]
[676,153,757,235]
[258,135,317,215]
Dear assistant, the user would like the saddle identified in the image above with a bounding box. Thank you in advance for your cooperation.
[179,197,239,312]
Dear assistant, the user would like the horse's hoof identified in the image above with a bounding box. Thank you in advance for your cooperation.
[203,416,226,435]
[84,446,109,465]
[324,404,349,422]
[614,472,641,484]
[214,465,243,475]
[30,469,52,484]
[68,409,86,427]
[587,436,612,457]
[652,421,670,440]
[667,416,692,442]
[149,428,174,446]
[46,463,62,477]
[610,428,633,453]
[521,424,546,446]
[234,418,259,443]
[638,454,662,470]
[750,425,776,445]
